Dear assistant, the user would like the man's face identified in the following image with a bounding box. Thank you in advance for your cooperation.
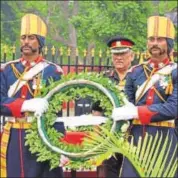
[147,37,168,57]
[112,51,134,71]
[20,34,39,56]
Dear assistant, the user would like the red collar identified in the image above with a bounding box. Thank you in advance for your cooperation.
[148,58,170,69]
[20,56,43,68]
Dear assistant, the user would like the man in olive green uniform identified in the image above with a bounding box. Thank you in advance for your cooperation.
[94,36,135,178]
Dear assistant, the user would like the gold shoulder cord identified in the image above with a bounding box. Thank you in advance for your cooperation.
[10,64,36,97]
[33,73,42,97]
[10,64,43,121]
[165,75,173,95]
[135,66,156,104]
[144,65,173,96]
[142,65,166,102]
[11,64,29,97]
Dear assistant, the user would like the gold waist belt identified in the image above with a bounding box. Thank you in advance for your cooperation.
[10,122,31,129]
[132,119,175,128]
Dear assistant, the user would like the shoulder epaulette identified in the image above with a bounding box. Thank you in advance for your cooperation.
[0,59,20,71]
[128,61,149,73]
[44,60,63,74]
[127,64,141,73]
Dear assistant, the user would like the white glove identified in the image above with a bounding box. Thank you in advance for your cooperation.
[21,98,49,117]
[112,102,138,121]
[59,155,70,167]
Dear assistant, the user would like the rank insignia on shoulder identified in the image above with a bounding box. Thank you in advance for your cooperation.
[0,59,20,71]
[128,62,146,73]
[45,60,63,74]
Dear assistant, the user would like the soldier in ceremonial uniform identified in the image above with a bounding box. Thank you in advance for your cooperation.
[112,16,177,177]
[96,36,135,178]
[0,14,64,178]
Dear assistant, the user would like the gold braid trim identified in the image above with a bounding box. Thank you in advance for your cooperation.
[143,64,152,73]
[0,122,12,178]
[144,65,173,95]
[10,64,29,97]
[33,74,42,97]
[142,65,166,102]
[152,87,166,102]
[10,64,36,97]
[136,66,156,104]
[26,84,35,97]
[165,75,173,95]
[11,63,21,78]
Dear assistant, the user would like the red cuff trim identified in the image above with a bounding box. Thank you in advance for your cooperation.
[4,98,25,117]
[138,106,157,124]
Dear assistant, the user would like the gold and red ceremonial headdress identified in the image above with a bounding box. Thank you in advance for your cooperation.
[147,16,175,39]
[21,13,47,37]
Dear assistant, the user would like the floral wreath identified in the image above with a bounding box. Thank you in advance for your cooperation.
[25,72,128,170]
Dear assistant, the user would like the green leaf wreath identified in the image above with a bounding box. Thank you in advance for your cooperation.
[25,72,177,177]
[25,72,127,170]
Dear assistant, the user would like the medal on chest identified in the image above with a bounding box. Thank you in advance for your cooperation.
[159,75,169,89]
[159,74,173,95]
[32,74,43,90]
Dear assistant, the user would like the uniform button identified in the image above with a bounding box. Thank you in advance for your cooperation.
[21,95,25,99]
[148,96,152,99]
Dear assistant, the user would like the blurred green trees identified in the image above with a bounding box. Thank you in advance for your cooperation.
[1,1,177,60]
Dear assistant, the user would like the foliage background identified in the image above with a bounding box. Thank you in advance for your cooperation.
[1,1,177,60]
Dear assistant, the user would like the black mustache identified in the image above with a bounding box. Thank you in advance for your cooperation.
[150,46,161,51]
[20,45,38,53]
[21,45,33,51]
